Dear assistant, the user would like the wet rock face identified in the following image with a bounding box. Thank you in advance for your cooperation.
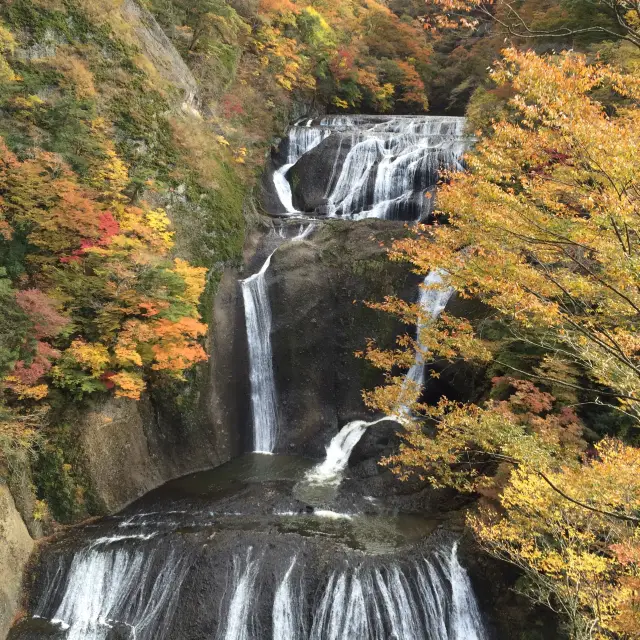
[289,133,351,211]
[266,220,416,455]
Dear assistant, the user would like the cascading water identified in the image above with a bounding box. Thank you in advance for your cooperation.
[242,224,316,453]
[273,125,331,213]
[11,115,493,640]
[242,252,278,453]
[303,269,454,489]
[405,269,455,389]
[271,115,468,220]
[12,457,489,640]
[213,539,487,640]
[307,544,486,640]
[304,417,391,486]
[31,540,191,640]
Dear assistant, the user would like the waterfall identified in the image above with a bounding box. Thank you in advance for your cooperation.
[33,543,190,640]
[272,557,303,639]
[273,126,331,213]
[405,269,455,389]
[326,117,467,220]
[12,114,493,640]
[306,545,486,640]
[26,537,486,640]
[447,543,488,640]
[272,115,467,221]
[304,417,390,486]
[220,549,262,640]
[242,252,279,453]
[213,543,486,640]
[242,224,316,453]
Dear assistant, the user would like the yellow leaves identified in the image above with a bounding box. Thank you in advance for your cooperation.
[89,144,129,201]
[384,49,640,422]
[144,208,174,250]
[216,135,230,146]
[0,22,16,84]
[11,94,45,120]
[66,340,110,376]
[114,345,142,368]
[469,443,640,637]
[3,378,49,401]
[172,258,207,307]
[332,97,350,109]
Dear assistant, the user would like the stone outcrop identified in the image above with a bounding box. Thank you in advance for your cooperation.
[120,0,199,110]
[0,484,33,639]
[267,219,416,455]
[288,133,350,212]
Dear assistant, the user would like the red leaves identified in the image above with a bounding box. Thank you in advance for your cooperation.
[8,341,59,387]
[14,289,68,339]
[97,211,120,244]
[492,376,555,413]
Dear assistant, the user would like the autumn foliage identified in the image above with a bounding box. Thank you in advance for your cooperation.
[251,0,430,112]
[0,134,208,433]
[364,49,640,637]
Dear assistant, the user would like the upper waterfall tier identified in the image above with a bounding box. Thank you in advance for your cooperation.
[269,115,468,221]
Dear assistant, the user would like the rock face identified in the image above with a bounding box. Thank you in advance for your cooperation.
[76,264,251,515]
[288,133,351,212]
[0,484,33,639]
[120,0,199,109]
[202,219,417,458]
[266,220,416,455]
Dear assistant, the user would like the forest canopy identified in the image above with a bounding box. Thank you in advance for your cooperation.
[363,4,640,637]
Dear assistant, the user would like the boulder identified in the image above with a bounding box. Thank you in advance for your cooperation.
[288,133,353,212]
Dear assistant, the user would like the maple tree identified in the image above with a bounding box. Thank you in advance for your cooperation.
[471,440,640,639]
[0,133,209,443]
[363,48,640,637]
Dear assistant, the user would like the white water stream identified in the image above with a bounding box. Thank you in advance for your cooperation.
[405,269,455,390]
[219,542,486,640]
[242,224,316,453]
[35,544,190,640]
[304,417,390,486]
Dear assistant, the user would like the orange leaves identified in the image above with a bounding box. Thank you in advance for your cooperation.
[0,131,208,406]
[109,371,145,400]
[151,317,208,377]
[259,0,298,14]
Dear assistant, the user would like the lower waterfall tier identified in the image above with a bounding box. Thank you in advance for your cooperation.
[10,455,488,640]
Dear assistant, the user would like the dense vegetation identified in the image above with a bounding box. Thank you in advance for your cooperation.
[364,2,640,638]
